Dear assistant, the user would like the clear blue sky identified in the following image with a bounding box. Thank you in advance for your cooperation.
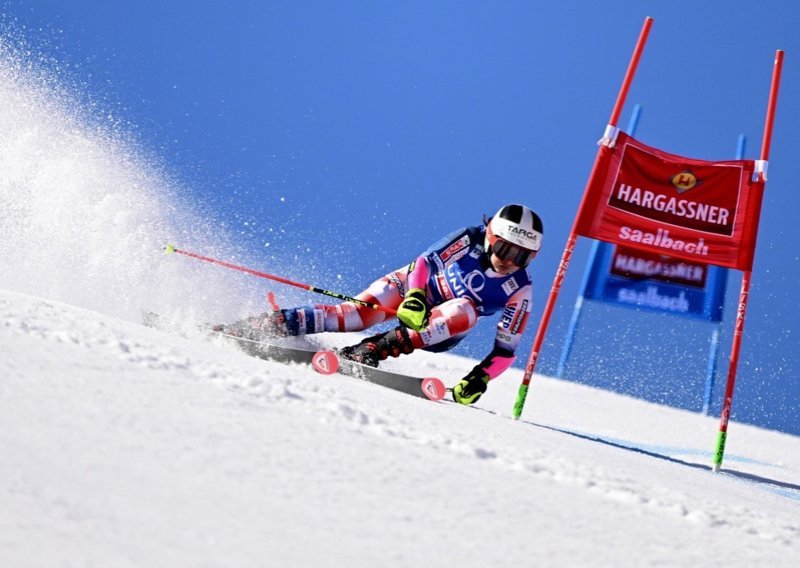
[3,1,798,434]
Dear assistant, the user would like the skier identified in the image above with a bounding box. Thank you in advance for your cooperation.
[215,204,542,405]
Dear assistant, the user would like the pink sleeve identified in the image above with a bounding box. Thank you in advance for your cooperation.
[407,255,430,292]
[484,354,516,380]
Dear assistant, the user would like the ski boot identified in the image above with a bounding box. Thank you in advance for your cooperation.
[212,310,291,342]
[338,326,415,367]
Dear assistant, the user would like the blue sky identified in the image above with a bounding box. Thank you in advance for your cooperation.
[3,1,798,434]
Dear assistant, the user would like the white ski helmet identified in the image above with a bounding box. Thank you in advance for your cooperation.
[484,204,543,268]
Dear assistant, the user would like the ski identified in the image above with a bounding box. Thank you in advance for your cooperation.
[224,332,319,367]
[311,351,446,401]
[142,311,319,366]
[141,312,446,401]
[227,338,445,401]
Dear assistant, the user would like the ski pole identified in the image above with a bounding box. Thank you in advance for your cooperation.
[164,244,397,316]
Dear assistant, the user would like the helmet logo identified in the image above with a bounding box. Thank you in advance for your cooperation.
[508,227,537,239]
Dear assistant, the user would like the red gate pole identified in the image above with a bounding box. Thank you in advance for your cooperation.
[513,17,654,419]
[713,50,783,471]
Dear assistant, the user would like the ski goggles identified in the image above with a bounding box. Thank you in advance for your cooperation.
[491,238,536,268]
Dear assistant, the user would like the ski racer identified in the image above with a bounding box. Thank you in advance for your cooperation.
[215,204,543,405]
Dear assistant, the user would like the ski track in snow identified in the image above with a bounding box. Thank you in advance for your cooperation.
[3,288,799,558]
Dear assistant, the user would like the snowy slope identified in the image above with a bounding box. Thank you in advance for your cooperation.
[2,287,798,568]
[1,34,799,567]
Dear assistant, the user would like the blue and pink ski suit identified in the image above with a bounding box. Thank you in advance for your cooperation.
[290,225,532,381]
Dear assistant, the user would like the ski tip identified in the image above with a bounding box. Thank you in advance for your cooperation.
[312,350,339,375]
[421,377,446,401]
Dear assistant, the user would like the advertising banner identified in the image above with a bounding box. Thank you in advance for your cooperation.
[575,132,765,271]
[582,242,727,322]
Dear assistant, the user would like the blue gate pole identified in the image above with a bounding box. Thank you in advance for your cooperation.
[702,133,745,414]
[556,104,642,378]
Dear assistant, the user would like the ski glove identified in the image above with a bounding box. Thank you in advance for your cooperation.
[396,288,430,331]
[452,369,490,405]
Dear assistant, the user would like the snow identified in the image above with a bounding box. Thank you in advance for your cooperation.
[1,288,798,568]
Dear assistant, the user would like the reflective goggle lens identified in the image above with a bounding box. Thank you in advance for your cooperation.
[492,239,535,268]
